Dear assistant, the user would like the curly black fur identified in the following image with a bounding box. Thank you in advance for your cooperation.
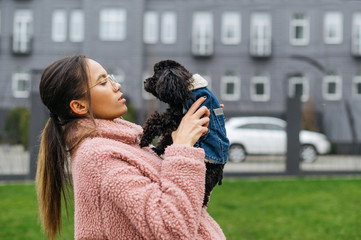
[140,59,224,206]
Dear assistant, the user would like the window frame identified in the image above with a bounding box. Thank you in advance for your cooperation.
[161,11,177,44]
[250,12,272,57]
[288,75,309,102]
[322,74,342,101]
[290,13,310,46]
[220,74,241,101]
[70,10,84,42]
[13,9,33,53]
[0,10,2,36]
[352,75,361,98]
[99,9,127,41]
[221,12,241,45]
[324,11,343,44]
[144,11,159,44]
[12,72,31,98]
[192,12,213,56]
[52,10,67,42]
[352,13,361,56]
[250,75,270,102]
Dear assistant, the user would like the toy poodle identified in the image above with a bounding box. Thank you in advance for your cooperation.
[140,60,229,206]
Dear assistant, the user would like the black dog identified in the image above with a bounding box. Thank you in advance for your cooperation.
[140,60,228,206]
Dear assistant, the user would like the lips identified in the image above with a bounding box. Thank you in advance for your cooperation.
[118,93,126,103]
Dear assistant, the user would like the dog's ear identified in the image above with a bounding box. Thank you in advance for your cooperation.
[156,69,190,105]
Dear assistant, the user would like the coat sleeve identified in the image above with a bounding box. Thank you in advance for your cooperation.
[101,144,206,240]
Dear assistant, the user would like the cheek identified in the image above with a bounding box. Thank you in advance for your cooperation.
[90,92,109,112]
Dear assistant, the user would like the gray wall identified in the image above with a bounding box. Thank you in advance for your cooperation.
[1,0,361,150]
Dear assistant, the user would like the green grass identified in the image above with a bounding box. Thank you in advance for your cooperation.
[208,177,361,240]
[1,178,361,239]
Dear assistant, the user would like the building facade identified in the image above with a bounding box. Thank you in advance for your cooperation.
[1,0,361,152]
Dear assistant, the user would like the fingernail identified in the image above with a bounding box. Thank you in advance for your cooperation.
[202,96,207,99]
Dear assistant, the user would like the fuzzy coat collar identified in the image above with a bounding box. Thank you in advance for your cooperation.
[189,73,208,90]
[75,118,143,145]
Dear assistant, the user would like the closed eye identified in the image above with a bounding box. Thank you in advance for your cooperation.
[99,80,108,86]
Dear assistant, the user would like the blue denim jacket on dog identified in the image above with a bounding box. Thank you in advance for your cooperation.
[184,74,230,164]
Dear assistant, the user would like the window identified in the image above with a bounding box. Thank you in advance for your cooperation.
[290,13,309,46]
[52,10,67,42]
[12,72,30,98]
[324,12,343,44]
[221,12,241,45]
[144,11,158,44]
[192,12,213,56]
[13,9,33,54]
[323,74,342,100]
[352,75,361,98]
[352,13,361,56]
[250,13,271,57]
[250,75,270,101]
[288,75,309,102]
[70,10,84,42]
[161,12,177,44]
[100,9,126,41]
[262,123,284,131]
[221,73,240,101]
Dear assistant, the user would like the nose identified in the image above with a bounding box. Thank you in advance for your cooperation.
[114,82,121,91]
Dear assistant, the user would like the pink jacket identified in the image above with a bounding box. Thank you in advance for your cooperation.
[70,118,226,240]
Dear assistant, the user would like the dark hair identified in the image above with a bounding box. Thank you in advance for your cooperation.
[36,55,91,239]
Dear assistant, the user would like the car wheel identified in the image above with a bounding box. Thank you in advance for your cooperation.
[228,144,246,163]
[300,145,317,163]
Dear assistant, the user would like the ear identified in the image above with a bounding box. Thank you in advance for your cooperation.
[69,99,89,116]
[156,69,190,104]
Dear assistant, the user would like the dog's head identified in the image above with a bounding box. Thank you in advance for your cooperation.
[144,60,193,105]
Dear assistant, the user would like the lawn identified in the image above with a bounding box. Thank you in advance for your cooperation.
[1,177,361,240]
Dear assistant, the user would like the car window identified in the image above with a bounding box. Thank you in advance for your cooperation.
[238,123,265,129]
[263,123,284,131]
[237,123,284,130]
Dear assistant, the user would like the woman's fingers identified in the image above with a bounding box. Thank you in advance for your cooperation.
[199,117,210,136]
[192,106,210,120]
[171,97,212,146]
[198,116,210,128]
[185,97,207,116]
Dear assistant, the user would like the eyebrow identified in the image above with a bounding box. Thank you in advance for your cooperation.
[96,73,107,82]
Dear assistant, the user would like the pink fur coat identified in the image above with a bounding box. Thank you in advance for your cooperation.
[70,118,225,240]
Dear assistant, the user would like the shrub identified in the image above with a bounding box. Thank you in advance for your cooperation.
[3,107,30,149]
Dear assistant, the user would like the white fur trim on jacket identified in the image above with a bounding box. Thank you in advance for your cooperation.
[189,73,208,90]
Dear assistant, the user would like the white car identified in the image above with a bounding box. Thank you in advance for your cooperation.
[225,117,331,163]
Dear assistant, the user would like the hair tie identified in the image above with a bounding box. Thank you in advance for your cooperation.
[49,111,59,122]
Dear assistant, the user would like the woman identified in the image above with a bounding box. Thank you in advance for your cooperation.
[36,55,226,240]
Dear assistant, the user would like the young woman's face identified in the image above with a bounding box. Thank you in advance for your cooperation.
[86,58,127,120]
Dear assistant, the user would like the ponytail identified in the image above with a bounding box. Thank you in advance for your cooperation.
[36,55,90,239]
[36,117,71,239]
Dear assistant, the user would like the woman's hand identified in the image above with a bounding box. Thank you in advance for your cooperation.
[172,97,210,147]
